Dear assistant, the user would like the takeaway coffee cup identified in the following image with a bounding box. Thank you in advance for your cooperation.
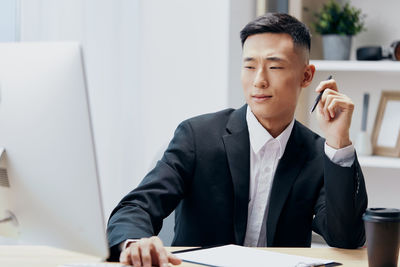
[363,208,400,267]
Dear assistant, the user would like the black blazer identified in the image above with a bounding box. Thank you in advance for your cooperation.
[107,105,367,260]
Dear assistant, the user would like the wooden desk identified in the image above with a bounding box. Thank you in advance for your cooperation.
[0,245,397,267]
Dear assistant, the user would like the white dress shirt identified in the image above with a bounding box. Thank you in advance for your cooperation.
[243,106,355,247]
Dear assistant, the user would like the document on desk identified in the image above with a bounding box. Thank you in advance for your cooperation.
[174,245,342,267]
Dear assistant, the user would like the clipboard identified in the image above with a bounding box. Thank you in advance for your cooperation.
[173,245,342,267]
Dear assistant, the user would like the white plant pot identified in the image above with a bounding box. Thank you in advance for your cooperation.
[322,34,352,60]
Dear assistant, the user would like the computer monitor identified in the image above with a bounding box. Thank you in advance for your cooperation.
[0,42,108,259]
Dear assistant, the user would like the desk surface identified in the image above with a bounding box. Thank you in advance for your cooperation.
[0,245,396,267]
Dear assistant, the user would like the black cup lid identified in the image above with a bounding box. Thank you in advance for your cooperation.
[363,208,400,222]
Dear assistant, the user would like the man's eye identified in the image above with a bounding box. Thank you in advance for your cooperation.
[244,66,255,69]
[270,66,283,69]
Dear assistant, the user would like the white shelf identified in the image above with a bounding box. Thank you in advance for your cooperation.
[311,60,400,72]
[358,155,400,169]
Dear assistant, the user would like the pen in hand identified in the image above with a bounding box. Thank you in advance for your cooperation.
[310,75,333,114]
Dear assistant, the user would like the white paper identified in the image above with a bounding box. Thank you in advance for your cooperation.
[175,245,336,267]
[377,100,400,147]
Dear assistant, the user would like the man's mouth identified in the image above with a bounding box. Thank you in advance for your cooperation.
[252,95,272,102]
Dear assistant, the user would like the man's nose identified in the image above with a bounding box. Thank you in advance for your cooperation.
[253,68,268,89]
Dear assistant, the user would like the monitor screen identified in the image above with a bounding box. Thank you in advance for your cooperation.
[0,42,108,259]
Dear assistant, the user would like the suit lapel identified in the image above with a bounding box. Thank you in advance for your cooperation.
[222,105,250,245]
[266,121,307,246]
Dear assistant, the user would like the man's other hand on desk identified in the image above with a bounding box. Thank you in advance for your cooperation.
[120,236,182,267]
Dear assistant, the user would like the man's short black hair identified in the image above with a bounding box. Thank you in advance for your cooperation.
[240,13,311,51]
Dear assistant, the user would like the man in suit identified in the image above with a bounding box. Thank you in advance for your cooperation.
[107,13,367,267]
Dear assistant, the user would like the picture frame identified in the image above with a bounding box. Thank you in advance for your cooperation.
[371,91,400,157]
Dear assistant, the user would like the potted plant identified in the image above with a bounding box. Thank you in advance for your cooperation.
[313,0,366,60]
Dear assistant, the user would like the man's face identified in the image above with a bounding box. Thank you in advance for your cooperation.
[241,33,312,126]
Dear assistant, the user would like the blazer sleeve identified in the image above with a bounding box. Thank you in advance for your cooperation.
[312,153,368,248]
[106,121,195,259]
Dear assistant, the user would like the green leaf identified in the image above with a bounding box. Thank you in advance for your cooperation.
[312,0,366,35]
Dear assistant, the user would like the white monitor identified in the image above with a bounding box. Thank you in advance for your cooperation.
[0,42,108,259]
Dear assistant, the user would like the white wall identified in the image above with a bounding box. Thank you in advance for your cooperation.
[138,0,231,177]
[19,0,254,224]
[228,0,256,108]
[0,0,19,42]
[20,0,142,221]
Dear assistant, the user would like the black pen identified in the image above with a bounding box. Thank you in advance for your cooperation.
[310,75,333,114]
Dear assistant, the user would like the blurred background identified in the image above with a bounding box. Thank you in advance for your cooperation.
[1,0,399,246]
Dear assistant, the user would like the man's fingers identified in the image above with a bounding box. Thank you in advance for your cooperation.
[315,79,338,93]
[319,93,353,121]
[119,247,132,265]
[150,237,169,267]
[327,98,341,119]
[327,98,354,117]
[130,243,142,267]
[324,95,346,118]
[167,251,183,265]
[320,89,339,104]
[319,90,352,119]
[119,236,181,267]
[139,238,152,267]
[318,103,330,121]
[320,90,338,118]
[318,91,336,120]
[120,243,142,267]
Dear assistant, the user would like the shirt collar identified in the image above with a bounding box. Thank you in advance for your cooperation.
[246,105,295,158]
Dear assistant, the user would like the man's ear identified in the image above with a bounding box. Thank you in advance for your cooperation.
[301,64,315,88]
